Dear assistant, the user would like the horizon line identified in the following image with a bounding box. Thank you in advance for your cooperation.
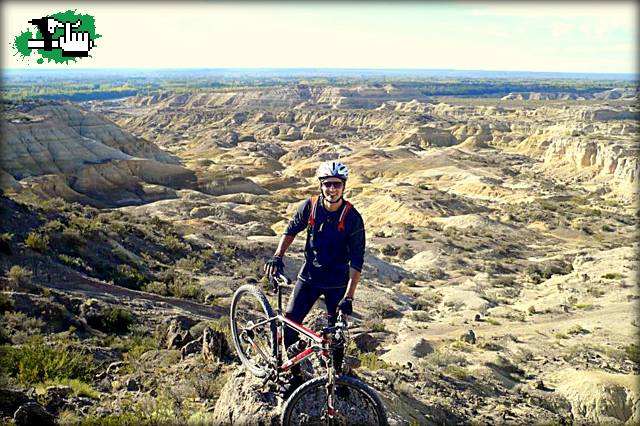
[2,67,637,79]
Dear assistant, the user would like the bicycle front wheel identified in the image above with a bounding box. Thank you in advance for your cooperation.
[230,284,276,378]
[281,375,388,426]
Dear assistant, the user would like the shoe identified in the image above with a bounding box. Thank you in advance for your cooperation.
[280,374,304,399]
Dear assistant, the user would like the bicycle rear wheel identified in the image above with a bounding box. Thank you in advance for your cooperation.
[230,284,276,378]
[281,375,388,426]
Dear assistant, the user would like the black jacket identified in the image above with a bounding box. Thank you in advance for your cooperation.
[284,196,365,288]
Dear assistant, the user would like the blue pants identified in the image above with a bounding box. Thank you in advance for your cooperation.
[284,279,347,348]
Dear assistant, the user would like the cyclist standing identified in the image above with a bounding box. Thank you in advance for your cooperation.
[264,161,365,396]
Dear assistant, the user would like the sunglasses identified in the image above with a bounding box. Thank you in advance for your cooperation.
[321,181,344,189]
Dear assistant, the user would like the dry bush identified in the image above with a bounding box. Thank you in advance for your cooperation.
[6,265,33,289]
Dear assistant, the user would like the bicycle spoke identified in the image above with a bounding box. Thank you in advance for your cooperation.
[285,380,384,426]
[231,286,276,377]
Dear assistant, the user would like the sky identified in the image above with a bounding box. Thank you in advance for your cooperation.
[2,1,637,74]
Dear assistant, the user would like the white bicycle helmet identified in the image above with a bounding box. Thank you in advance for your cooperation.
[316,161,349,181]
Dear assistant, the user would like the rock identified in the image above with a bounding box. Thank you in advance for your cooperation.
[211,368,280,425]
[202,327,228,362]
[13,402,55,426]
[79,298,108,329]
[460,329,477,344]
[43,385,72,413]
[353,332,379,353]
[552,369,639,424]
[165,319,194,350]
[181,338,203,359]
[125,377,140,392]
[0,388,30,417]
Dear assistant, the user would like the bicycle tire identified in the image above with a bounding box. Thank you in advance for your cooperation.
[230,284,276,378]
[281,375,388,426]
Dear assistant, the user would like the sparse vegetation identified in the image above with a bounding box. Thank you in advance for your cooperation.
[363,319,386,332]
[358,352,389,370]
[624,343,640,365]
[380,244,398,256]
[6,265,33,289]
[24,231,49,251]
[602,272,625,280]
[0,336,95,385]
[368,299,398,319]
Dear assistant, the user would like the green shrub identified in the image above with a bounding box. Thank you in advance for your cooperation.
[444,365,470,380]
[69,216,102,235]
[2,311,44,336]
[602,272,625,280]
[0,292,14,313]
[422,349,467,367]
[0,336,95,384]
[81,413,152,426]
[61,227,84,250]
[566,324,590,336]
[624,343,640,364]
[412,291,442,310]
[143,281,170,296]
[221,245,236,258]
[486,318,501,326]
[358,352,389,370]
[39,378,100,399]
[100,307,133,333]
[176,256,205,272]
[169,277,202,300]
[406,311,431,322]
[41,219,65,233]
[369,299,398,319]
[162,235,188,253]
[58,254,84,268]
[397,245,414,260]
[6,265,33,288]
[363,319,385,332]
[125,334,160,360]
[24,232,49,251]
[114,264,146,289]
[380,244,398,256]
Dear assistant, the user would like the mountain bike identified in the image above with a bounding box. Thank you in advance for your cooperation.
[230,273,388,425]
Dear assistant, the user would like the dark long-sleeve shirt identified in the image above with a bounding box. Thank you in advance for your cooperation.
[284,196,365,288]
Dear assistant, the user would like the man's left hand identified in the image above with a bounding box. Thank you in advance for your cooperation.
[338,297,353,316]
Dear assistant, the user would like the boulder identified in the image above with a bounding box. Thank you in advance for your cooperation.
[13,402,55,426]
[166,320,194,350]
[79,298,108,329]
[211,368,280,425]
[460,329,477,344]
[0,388,30,417]
[181,338,203,359]
[353,332,379,353]
[552,369,639,425]
[43,385,72,413]
[202,327,228,362]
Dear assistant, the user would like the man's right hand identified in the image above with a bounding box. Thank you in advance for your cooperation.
[263,255,284,277]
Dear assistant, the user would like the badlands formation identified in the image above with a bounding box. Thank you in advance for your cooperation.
[0,84,638,424]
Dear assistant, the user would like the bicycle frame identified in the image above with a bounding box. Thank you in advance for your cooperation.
[235,274,356,421]
[240,273,344,379]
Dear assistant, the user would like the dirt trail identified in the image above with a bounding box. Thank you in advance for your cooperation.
[411,302,633,345]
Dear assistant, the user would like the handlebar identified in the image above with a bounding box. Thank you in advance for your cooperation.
[269,272,291,293]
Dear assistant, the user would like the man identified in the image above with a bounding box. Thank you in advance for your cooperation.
[264,161,365,396]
